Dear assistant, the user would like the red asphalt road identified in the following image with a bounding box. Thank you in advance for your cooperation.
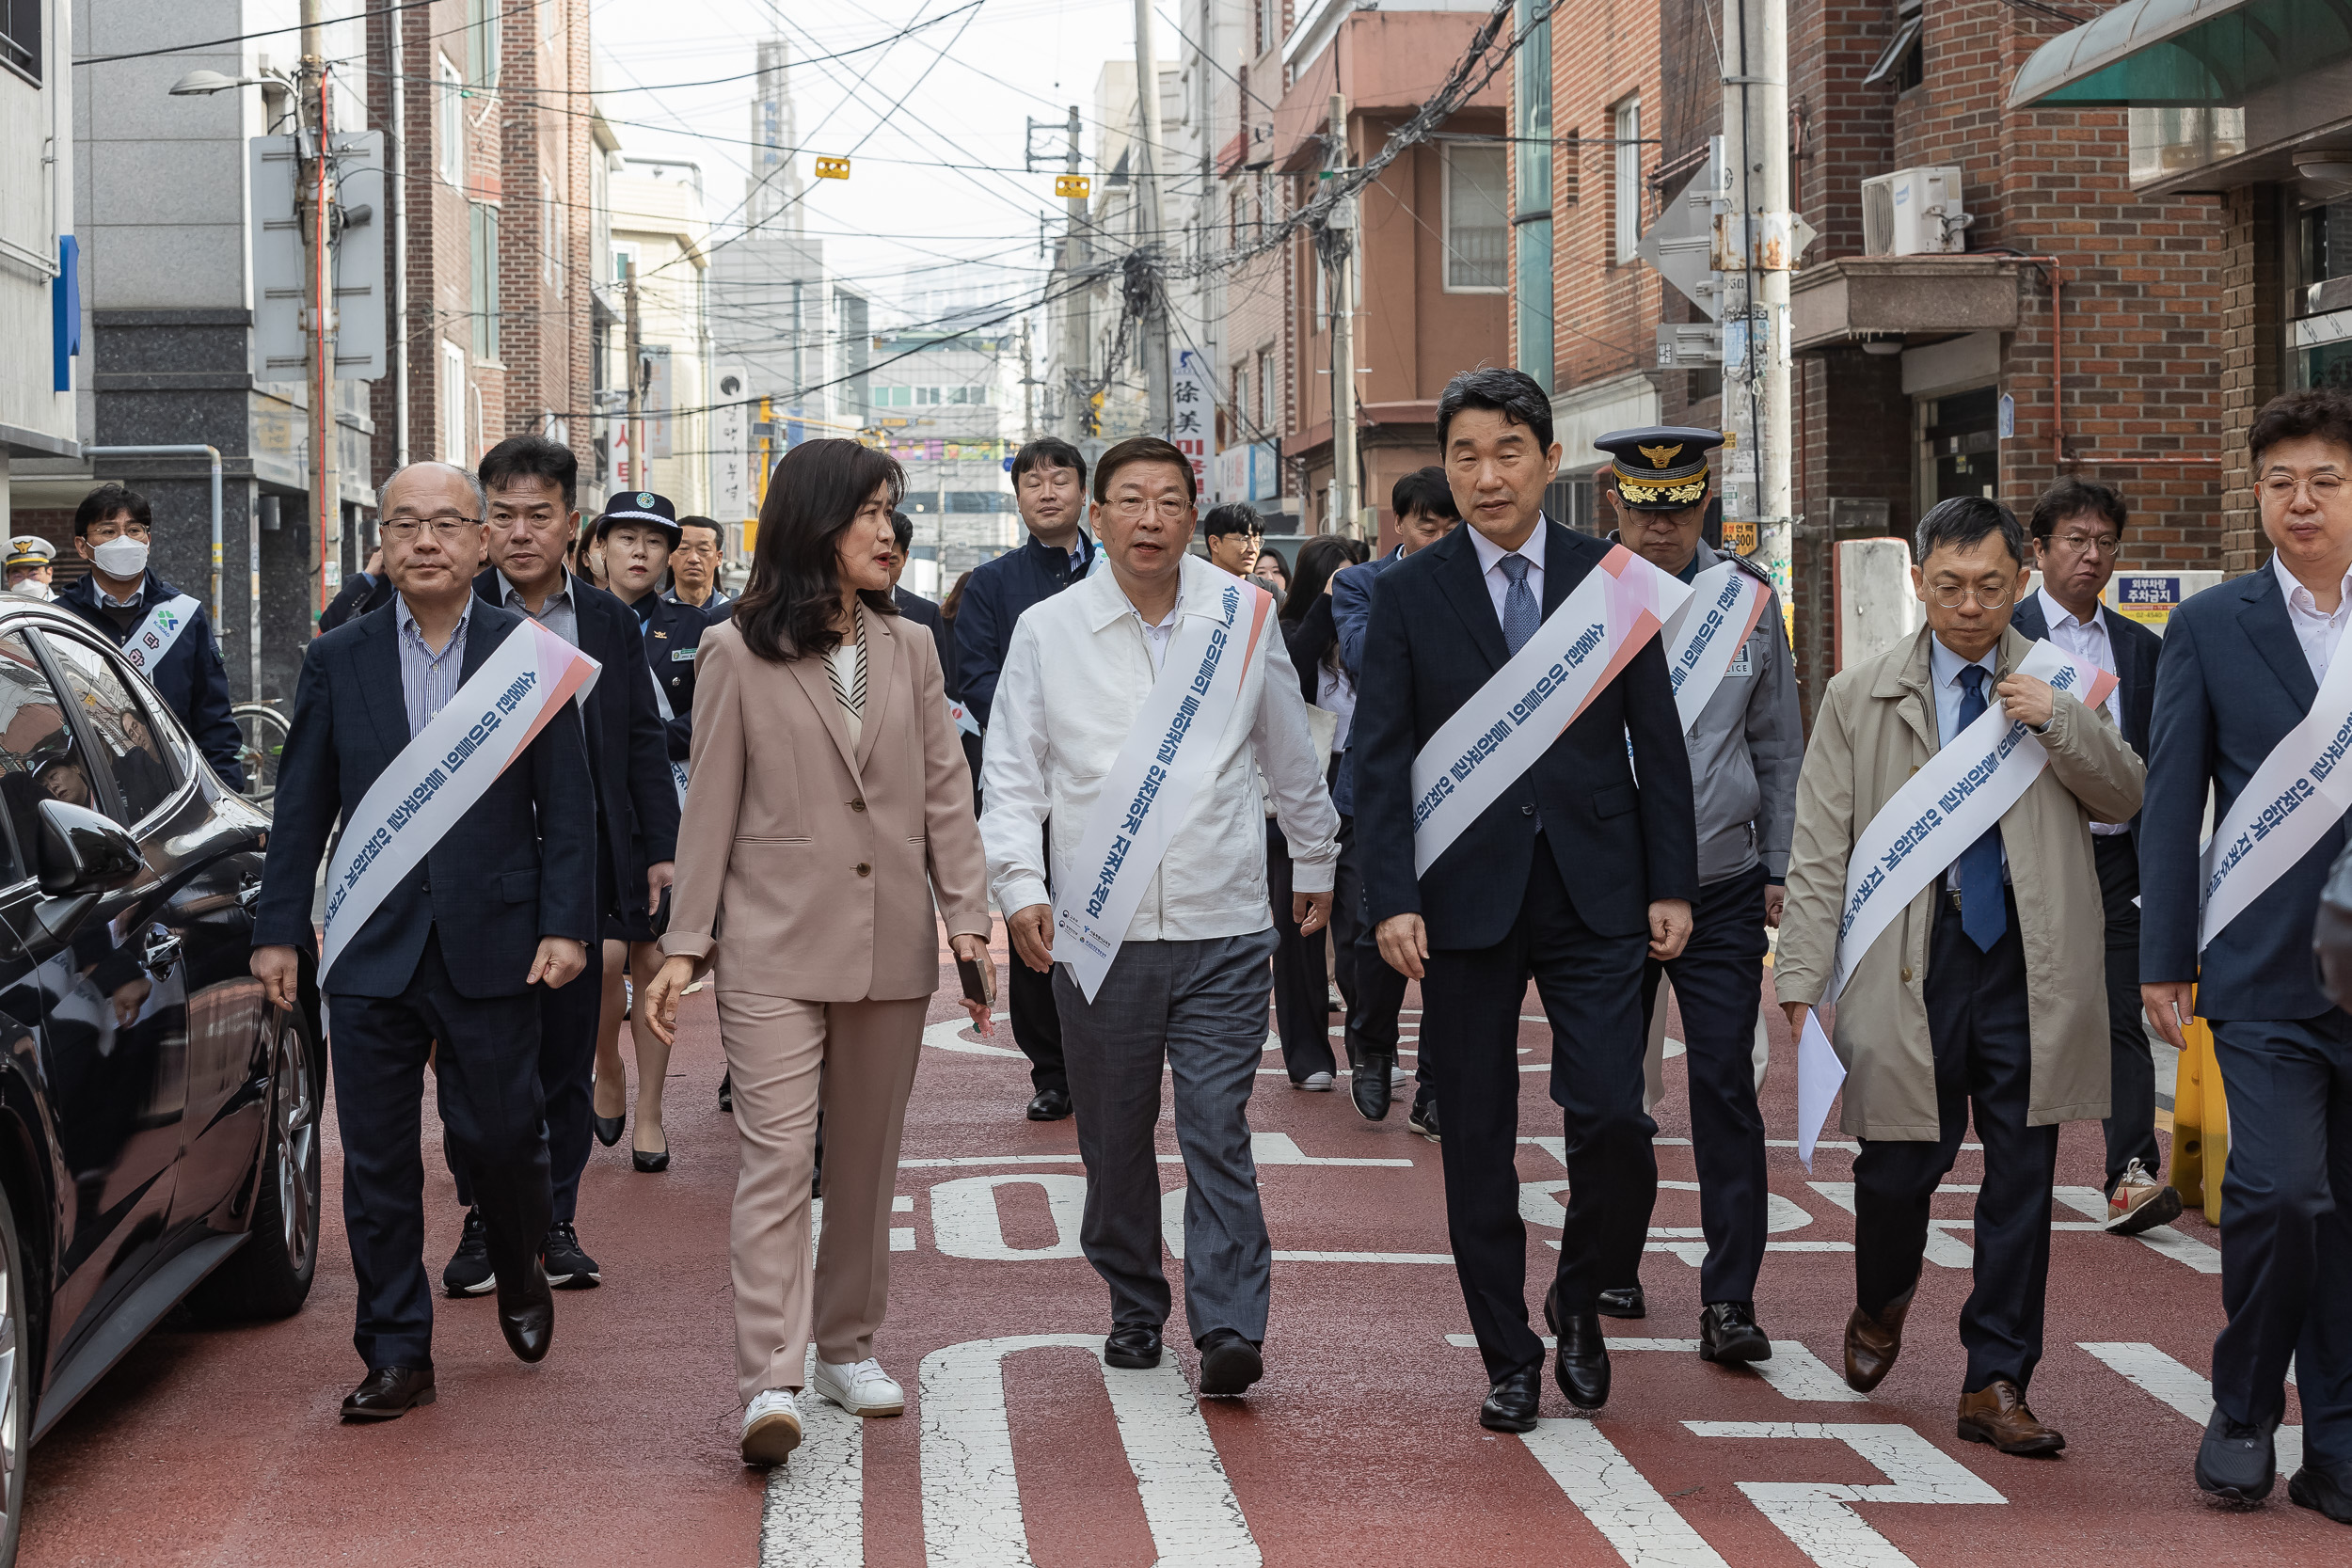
[17,925,2341,1566]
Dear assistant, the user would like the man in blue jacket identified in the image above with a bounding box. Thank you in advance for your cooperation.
[954,436,1096,1122]
[2141,388,2352,1523]
[56,483,246,791]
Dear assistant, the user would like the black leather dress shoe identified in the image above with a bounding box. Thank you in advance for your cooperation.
[1352,1052,1394,1121]
[497,1260,555,1364]
[1196,1329,1263,1398]
[718,1071,733,1113]
[1103,1323,1164,1370]
[1026,1088,1073,1121]
[341,1365,437,1422]
[2197,1407,2278,1501]
[1545,1284,1611,1410]
[1407,1086,1440,1139]
[2290,1462,2352,1524]
[1597,1285,1646,1319]
[1479,1365,1542,1433]
[1699,1301,1772,1364]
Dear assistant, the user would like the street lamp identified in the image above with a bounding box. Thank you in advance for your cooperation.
[167,68,288,95]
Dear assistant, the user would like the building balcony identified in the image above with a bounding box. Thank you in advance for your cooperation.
[1789,256,2025,354]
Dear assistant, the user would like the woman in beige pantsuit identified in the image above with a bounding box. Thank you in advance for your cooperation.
[640,438,993,1467]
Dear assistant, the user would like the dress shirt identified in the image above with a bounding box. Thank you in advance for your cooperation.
[662,585,732,611]
[396,593,474,738]
[1128,587,1184,674]
[1466,515,1547,628]
[1930,633,2008,880]
[497,567,580,647]
[2271,550,2352,683]
[98,581,144,610]
[2034,587,2128,832]
[980,552,1340,941]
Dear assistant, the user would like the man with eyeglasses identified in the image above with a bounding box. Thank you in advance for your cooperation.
[55,483,246,790]
[2142,388,2352,1520]
[1777,495,2141,1457]
[2009,479,2172,1237]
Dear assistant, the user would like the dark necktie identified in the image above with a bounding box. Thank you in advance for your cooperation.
[1953,664,2007,951]
[1499,555,1538,656]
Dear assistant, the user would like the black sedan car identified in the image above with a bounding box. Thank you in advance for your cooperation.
[0,600,320,1561]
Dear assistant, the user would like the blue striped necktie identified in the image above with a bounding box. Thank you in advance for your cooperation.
[1499,555,1538,655]
[1953,664,2007,951]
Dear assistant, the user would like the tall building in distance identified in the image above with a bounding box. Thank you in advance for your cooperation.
[870,271,1024,597]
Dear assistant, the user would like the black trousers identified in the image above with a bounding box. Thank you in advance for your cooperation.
[448,936,602,1226]
[2095,833,2160,1193]
[1339,814,1408,1069]
[1009,822,1067,1096]
[1267,819,1337,1081]
[1853,891,2058,1394]
[2208,1011,2352,1468]
[1421,837,1656,1382]
[332,932,550,1370]
[1640,864,1770,1306]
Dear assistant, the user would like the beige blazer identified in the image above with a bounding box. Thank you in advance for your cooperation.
[661,600,992,1002]
[1774,625,2144,1139]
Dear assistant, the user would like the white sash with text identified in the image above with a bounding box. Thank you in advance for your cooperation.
[1661,561,1770,733]
[2199,635,2352,948]
[117,594,203,682]
[319,621,600,984]
[645,660,691,804]
[1408,544,1689,878]
[1053,579,1274,1002]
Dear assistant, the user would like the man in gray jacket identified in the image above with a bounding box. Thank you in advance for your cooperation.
[1598,427,1802,1363]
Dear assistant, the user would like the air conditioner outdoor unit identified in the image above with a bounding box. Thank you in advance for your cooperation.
[1862,166,1969,256]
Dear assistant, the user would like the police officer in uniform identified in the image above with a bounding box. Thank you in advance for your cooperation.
[7,536,56,598]
[1597,426,1802,1363]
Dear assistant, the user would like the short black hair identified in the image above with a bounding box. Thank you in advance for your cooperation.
[2028,477,2127,543]
[1436,367,1554,454]
[1092,436,1197,504]
[74,483,151,538]
[675,515,723,544]
[1201,503,1263,539]
[1391,466,1459,521]
[890,510,914,551]
[1915,495,2026,567]
[2249,388,2352,472]
[1010,436,1089,489]
[478,435,580,509]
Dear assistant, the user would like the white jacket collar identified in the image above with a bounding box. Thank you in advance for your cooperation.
[1075,550,1246,634]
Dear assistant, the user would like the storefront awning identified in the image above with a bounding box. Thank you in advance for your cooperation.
[2010,0,2352,109]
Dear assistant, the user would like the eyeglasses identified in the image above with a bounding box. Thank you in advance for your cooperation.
[1928,582,2015,610]
[1110,497,1192,521]
[2260,474,2348,504]
[381,514,482,542]
[86,519,151,541]
[2049,531,2121,557]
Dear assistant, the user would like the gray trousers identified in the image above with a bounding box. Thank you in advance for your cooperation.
[1055,929,1279,1344]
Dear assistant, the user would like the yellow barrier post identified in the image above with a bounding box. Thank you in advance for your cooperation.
[2170,1007,2228,1226]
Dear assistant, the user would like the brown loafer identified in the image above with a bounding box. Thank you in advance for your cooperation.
[1957,1379,2066,1455]
[1842,1287,1914,1392]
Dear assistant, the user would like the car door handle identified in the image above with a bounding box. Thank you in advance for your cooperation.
[141,930,183,979]
[234,875,262,913]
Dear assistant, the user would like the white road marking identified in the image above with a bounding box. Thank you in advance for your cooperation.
[1807,1182,1975,1269]
[2053,1186,2222,1273]
[902,1155,1088,1167]
[930,1175,1088,1260]
[760,1349,866,1568]
[891,1229,916,1251]
[918,1334,1261,1568]
[922,1019,1027,1058]
[2077,1341,2302,1473]
[1685,1422,2003,1566]
[1518,1418,1732,1566]
[1249,1131,1413,1167]
[1446,1336,1865,1403]
[893,1195,914,1212]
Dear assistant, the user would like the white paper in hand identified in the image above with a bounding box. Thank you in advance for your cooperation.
[1796,1007,1847,1173]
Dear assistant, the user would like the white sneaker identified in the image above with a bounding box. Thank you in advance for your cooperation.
[2106,1158,2185,1235]
[812,1356,906,1417]
[1391,1064,1411,1086]
[1295,1071,1335,1091]
[739,1389,803,1465]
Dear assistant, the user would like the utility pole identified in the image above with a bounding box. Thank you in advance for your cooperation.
[1327,92,1360,540]
[298,0,337,612]
[624,258,644,487]
[1719,0,1794,600]
[1059,103,1089,439]
[1021,317,1036,440]
[1130,0,1172,435]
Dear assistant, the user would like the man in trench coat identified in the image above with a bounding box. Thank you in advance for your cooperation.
[1775,496,2142,1457]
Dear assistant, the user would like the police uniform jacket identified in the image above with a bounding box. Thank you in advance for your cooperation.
[638,591,719,762]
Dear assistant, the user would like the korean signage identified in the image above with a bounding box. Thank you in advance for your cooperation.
[2105,572,2222,633]
[1173,349,1215,491]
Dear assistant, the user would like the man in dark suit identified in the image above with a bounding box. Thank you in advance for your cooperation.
[1353,368,1697,1433]
[465,440,679,1292]
[2142,388,2352,1520]
[250,460,596,1420]
[2010,478,2174,1233]
[888,510,949,664]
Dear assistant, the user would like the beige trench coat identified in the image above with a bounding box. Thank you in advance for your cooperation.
[1774,625,2144,1139]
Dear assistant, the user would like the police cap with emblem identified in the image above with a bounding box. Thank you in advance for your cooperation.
[6,536,55,572]
[595,489,682,547]
[1594,425,1724,511]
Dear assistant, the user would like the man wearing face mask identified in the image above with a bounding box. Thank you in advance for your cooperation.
[56,483,246,791]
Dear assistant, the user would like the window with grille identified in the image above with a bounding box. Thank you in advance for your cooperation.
[1,0,40,83]
[438,55,464,184]
[1445,142,1507,292]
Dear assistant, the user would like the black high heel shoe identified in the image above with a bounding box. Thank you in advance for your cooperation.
[593,1112,625,1148]
[632,1132,670,1173]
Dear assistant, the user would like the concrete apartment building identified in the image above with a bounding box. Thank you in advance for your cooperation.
[608,160,709,515]
[871,281,1024,596]
[1216,0,1300,523]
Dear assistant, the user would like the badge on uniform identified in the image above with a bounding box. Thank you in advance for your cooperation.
[672,648,695,661]
[1726,645,1754,677]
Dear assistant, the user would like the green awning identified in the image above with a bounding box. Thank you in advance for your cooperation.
[2010,0,2352,109]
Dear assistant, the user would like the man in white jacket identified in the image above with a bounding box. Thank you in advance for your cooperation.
[982,436,1340,1399]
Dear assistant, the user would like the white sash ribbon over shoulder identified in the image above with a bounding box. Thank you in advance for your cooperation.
[1824,639,2119,1005]
[1053,578,1274,1002]
[319,621,600,984]
[1408,544,1689,877]
[2199,638,2352,949]
[116,594,202,681]
[1661,561,1769,732]
[644,660,691,804]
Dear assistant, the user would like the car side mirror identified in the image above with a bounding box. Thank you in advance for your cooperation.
[35,799,144,898]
